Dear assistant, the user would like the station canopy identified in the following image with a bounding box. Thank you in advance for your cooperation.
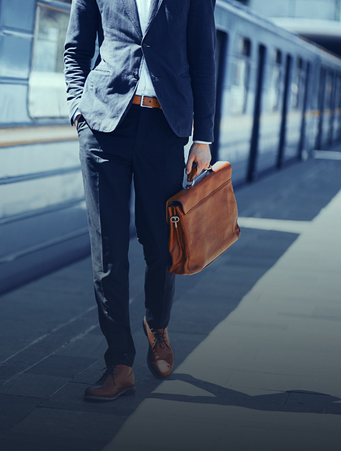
[270,18,341,57]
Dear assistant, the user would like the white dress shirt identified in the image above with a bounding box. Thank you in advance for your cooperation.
[135,0,156,97]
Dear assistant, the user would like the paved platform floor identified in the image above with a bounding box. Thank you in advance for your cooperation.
[1,153,341,451]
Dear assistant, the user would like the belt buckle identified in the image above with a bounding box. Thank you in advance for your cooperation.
[140,95,153,108]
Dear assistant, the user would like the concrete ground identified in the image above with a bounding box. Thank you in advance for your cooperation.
[1,150,341,451]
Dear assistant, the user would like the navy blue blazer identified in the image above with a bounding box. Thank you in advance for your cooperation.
[64,0,216,142]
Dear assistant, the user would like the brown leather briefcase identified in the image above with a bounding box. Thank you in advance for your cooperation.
[166,161,241,275]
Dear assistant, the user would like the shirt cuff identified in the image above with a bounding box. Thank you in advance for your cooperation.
[193,140,212,145]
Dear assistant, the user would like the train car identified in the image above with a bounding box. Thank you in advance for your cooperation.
[1,0,341,294]
[0,0,87,294]
[212,0,341,182]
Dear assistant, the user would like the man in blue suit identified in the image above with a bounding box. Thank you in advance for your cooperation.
[64,0,216,401]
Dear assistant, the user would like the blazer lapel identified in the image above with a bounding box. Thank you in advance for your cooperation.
[122,0,143,38]
[121,0,164,39]
[145,0,164,36]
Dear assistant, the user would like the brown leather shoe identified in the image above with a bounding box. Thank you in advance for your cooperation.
[84,364,135,402]
[143,317,174,379]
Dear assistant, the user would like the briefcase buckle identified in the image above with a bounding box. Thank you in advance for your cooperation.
[170,216,180,228]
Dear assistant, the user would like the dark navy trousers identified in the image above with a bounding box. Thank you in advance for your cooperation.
[78,104,187,367]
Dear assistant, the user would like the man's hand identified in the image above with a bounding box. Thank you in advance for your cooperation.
[186,142,211,177]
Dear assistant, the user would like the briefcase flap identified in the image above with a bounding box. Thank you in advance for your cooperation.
[167,161,232,216]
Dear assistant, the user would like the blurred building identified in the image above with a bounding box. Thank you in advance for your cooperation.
[235,0,341,56]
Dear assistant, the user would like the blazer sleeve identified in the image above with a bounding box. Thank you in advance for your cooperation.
[187,0,216,143]
[64,0,101,124]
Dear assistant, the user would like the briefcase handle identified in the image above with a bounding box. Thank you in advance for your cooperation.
[185,162,213,189]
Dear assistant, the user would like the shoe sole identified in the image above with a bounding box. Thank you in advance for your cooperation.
[142,319,173,380]
[83,386,135,402]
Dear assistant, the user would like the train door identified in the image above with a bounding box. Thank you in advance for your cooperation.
[277,54,292,167]
[217,35,253,184]
[319,70,333,149]
[248,44,266,180]
[281,57,305,163]
[211,30,229,164]
[328,71,337,147]
[255,48,283,175]
[298,61,311,159]
[315,67,326,150]
[305,61,321,153]
[332,74,341,142]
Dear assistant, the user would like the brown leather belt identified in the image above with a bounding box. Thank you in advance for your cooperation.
[133,95,161,109]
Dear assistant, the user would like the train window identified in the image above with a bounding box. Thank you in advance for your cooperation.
[231,37,251,115]
[310,66,321,111]
[291,58,304,110]
[28,2,71,118]
[268,49,282,111]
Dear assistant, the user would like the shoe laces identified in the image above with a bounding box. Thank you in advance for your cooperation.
[102,365,118,384]
[150,328,167,349]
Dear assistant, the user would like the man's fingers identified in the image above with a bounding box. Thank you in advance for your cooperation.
[196,164,204,175]
[191,156,209,175]
[186,143,211,175]
[186,155,195,174]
